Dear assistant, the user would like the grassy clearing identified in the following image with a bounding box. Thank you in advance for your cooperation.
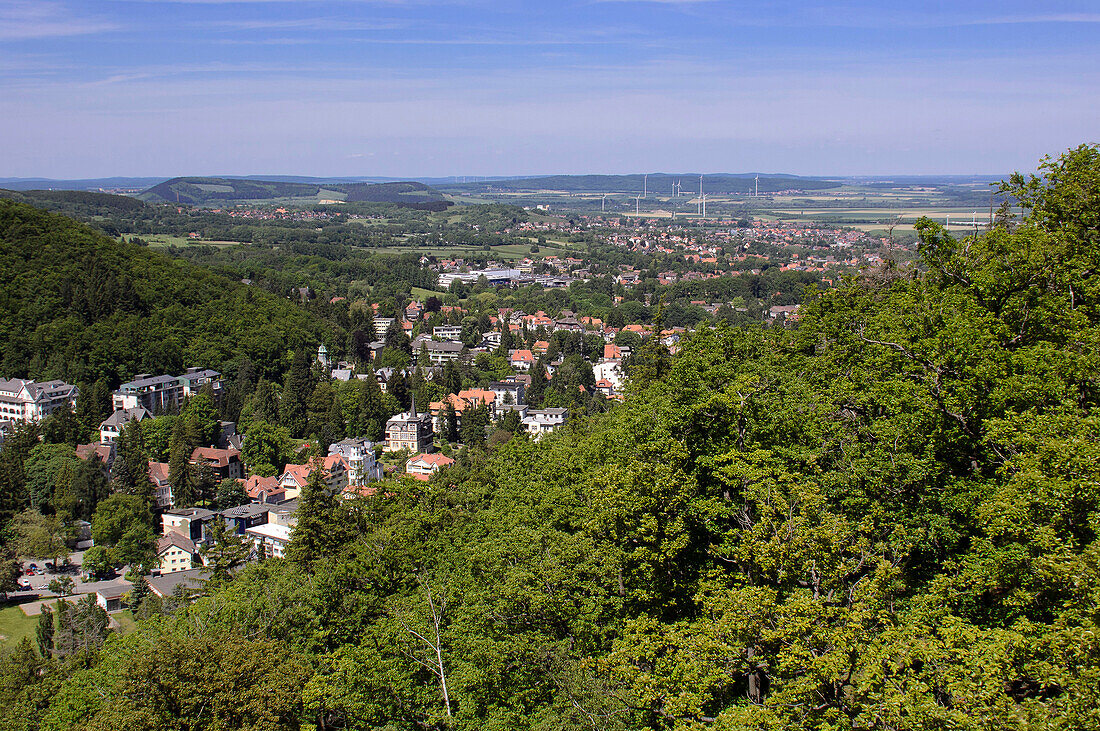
[0,603,38,652]
[112,610,137,634]
[411,286,446,300]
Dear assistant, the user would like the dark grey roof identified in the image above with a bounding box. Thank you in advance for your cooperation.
[165,507,216,520]
[148,568,208,598]
[219,504,271,520]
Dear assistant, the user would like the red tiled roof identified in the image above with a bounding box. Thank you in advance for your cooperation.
[191,447,241,468]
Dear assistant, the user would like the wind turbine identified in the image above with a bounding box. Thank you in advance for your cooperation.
[701,194,707,219]
[643,174,648,199]
[754,176,759,197]
[635,196,642,216]
[601,194,607,212]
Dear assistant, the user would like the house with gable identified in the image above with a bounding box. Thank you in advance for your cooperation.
[405,452,455,481]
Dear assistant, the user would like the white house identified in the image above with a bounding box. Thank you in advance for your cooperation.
[592,360,625,393]
[246,523,293,559]
[328,437,383,486]
[99,407,150,443]
[0,378,78,423]
[522,408,568,439]
[405,452,455,480]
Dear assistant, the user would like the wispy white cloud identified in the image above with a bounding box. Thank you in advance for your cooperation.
[0,0,119,40]
[207,17,406,31]
[957,13,1100,25]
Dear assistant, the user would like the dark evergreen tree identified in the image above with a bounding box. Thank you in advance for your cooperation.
[280,349,313,438]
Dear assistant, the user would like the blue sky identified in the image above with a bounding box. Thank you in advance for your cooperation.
[1,0,1097,178]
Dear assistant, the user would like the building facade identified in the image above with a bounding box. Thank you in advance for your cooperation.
[0,379,78,423]
[384,397,435,453]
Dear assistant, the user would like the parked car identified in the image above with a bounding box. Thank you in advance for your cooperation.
[16,577,31,590]
[27,563,37,572]
[45,561,56,572]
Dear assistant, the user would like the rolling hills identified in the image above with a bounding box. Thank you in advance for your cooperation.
[139,177,451,208]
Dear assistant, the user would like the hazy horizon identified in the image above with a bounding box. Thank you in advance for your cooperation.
[2,0,1097,179]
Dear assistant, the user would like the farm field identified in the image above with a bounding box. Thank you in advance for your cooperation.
[143,236,245,248]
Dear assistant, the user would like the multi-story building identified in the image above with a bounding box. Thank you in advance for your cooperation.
[113,374,182,412]
[149,462,172,509]
[178,367,223,400]
[246,522,292,559]
[433,325,463,340]
[418,340,464,366]
[385,397,435,453]
[278,454,348,499]
[489,380,526,406]
[328,437,383,486]
[0,378,78,422]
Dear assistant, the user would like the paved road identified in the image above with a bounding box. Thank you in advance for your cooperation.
[15,551,131,599]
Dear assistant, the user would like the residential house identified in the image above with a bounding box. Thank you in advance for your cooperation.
[219,503,271,536]
[190,447,244,481]
[522,408,568,439]
[509,349,535,371]
[595,378,616,397]
[149,462,172,509]
[328,437,382,486]
[405,452,454,480]
[99,407,150,444]
[278,454,349,499]
[157,531,199,574]
[242,474,286,504]
[161,507,217,546]
[75,442,115,471]
[384,397,435,453]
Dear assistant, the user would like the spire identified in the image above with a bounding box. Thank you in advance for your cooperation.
[410,392,417,418]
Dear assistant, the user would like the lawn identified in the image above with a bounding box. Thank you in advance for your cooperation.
[0,603,38,652]
[411,286,446,300]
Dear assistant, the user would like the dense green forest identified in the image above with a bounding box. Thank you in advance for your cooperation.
[1,145,1098,729]
[0,200,330,385]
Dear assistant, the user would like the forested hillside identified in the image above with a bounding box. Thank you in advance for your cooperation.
[1,146,1099,730]
[0,200,328,385]
[140,177,450,208]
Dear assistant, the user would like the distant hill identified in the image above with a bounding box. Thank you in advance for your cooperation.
[0,199,327,386]
[0,188,144,218]
[440,173,842,195]
[139,176,451,208]
[0,177,167,191]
